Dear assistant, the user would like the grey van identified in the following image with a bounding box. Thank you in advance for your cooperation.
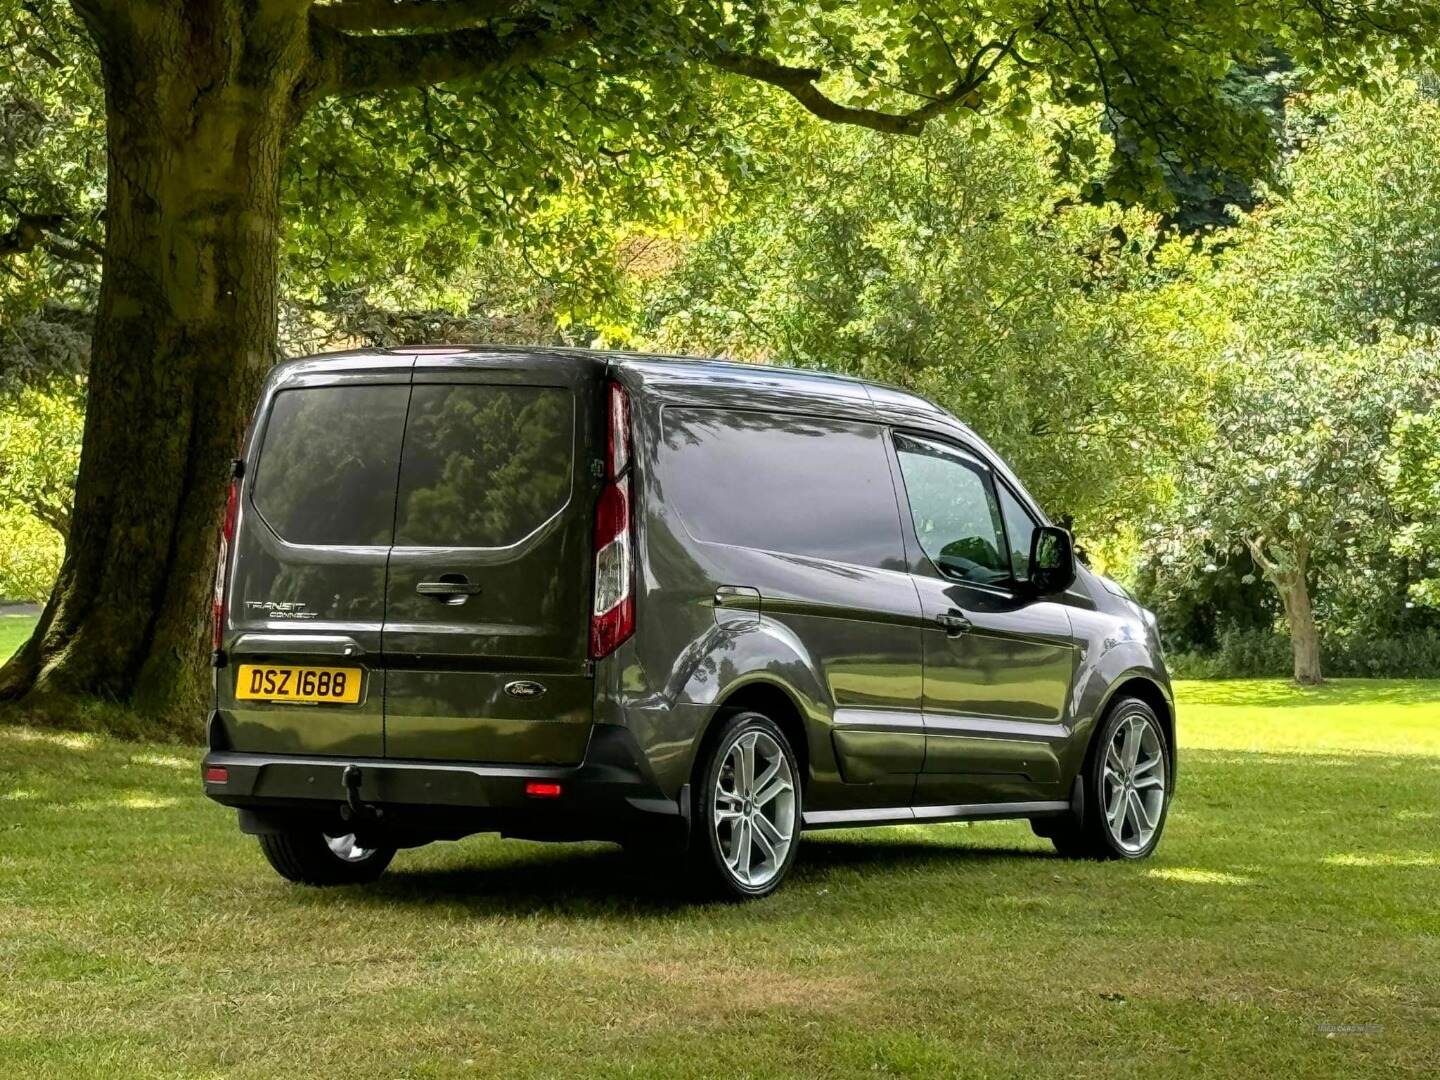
[203,346,1175,898]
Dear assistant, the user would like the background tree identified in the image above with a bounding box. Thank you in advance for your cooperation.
[1167,343,1439,683]
[634,117,1217,539]
[0,0,1436,728]
[1141,76,1440,679]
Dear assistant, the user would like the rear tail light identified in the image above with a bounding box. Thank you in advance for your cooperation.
[212,478,238,651]
[204,765,229,784]
[525,781,562,799]
[591,382,635,658]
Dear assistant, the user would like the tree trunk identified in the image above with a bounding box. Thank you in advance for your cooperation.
[0,2,312,735]
[1279,573,1323,685]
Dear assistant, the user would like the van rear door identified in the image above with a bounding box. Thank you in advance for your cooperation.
[380,353,602,764]
[218,358,411,756]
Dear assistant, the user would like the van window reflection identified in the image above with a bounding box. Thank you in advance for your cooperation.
[395,385,573,548]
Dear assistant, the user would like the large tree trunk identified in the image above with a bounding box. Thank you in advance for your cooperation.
[1279,572,1323,685]
[0,2,311,735]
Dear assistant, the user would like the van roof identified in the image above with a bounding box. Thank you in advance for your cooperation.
[270,344,1041,523]
[277,344,960,428]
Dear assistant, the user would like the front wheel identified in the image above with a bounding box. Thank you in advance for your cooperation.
[690,712,802,899]
[258,829,396,885]
[1046,696,1172,860]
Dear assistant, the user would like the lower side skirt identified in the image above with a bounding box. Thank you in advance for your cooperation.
[802,800,1069,830]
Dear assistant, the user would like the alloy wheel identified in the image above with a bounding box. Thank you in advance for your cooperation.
[1101,713,1167,853]
[325,833,376,863]
[713,730,797,888]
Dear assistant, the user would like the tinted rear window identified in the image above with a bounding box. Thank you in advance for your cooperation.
[394,384,574,548]
[658,407,904,570]
[252,385,408,546]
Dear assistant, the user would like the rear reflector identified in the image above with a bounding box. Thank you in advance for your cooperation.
[606,381,630,479]
[525,781,562,799]
[204,766,229,784]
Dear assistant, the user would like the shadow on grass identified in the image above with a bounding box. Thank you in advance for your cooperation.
[1177,678,1440,709]
[357,837,1055,914]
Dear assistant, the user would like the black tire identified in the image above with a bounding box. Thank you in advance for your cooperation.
[1046,696,1172,860]
[258,830,396,885]
[688,711,803,900]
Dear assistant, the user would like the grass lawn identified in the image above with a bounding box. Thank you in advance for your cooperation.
[1,679,1437,1078]
[0,613,36,662]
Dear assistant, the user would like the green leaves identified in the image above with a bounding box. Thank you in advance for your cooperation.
[635,112,1208,535]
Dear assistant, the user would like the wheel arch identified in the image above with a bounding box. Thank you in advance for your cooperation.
[1094,674,1176,789]
[692,679,811,790]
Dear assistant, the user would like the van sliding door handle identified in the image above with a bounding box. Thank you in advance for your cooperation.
[936,613,972,636]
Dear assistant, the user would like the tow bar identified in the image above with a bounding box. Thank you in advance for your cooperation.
[340,763,384,823]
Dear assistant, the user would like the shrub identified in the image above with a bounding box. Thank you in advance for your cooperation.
[1166,626,1440,679]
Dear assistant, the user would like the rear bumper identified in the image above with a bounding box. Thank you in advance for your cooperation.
[201,723,686,845]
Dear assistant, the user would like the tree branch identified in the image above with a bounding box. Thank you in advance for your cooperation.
[311,0,524,34]
[0,213,68,261]
[1243,535,1284,581]
[709,31,1021,136]
[312,15,593,97]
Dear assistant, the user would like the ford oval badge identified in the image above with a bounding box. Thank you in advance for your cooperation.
[505,680,546,699]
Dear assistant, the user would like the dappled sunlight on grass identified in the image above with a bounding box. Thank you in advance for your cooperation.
[103,795,182,811]
[1146,867,1256,886]
[1,727,101,752]
[1322,852,1438,868]
[1174,679,1440,756]
[1177,678,1440,709]
[129,752,194,770]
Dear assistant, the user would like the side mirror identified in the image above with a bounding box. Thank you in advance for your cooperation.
[1029,526,1076,595]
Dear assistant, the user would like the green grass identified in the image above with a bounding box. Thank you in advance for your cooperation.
[2,680,1438,1078]
[0,613,36,662]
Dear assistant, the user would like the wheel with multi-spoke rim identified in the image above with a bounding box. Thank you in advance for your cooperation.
[1046,696,1171,860]
[691,712,802,898]
[258,829,396,885]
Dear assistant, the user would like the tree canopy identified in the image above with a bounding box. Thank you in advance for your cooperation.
[1,0,1439,723]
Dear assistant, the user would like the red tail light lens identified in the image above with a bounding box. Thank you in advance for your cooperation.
[591,383,634,658]
[212,478,238,650]
[525,781,562,799]
[590,475,634,657]
[204,765,229,784]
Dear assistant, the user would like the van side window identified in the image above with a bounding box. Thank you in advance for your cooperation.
[252,385,408,546]
[394,384,574,548]
[658,408,906,570]
[996,483,1038,582]
[893,434,1010,587]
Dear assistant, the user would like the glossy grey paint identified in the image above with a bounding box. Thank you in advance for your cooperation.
[381,354,601,764]
[600,352,1171,817]
[215,344,1173,837]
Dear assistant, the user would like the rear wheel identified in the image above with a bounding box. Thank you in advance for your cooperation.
[1044,696,1171,860]
[258,829,396,885]
[689,712,802,899]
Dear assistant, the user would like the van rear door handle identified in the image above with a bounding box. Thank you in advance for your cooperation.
[936,612,972,636]
[416,577,482,603]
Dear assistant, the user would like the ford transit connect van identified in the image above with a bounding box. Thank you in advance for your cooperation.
[203,346,1174,898]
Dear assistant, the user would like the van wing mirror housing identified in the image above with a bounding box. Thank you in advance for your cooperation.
[1029,526,1076,595]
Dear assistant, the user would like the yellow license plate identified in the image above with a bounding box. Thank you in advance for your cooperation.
[235,664,363,704]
